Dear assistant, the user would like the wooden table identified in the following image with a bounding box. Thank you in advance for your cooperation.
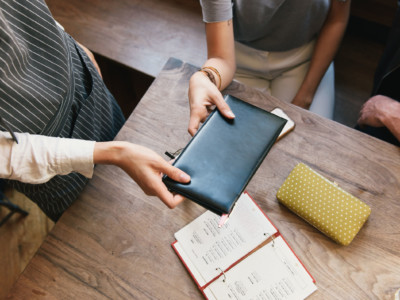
[45,0,206,77]
[9,58,400,299]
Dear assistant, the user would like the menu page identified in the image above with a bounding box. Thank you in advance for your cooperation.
[203,236,317,300]
[174,193,277,287]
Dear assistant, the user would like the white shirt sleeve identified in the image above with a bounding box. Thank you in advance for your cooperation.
[0,131,96,184]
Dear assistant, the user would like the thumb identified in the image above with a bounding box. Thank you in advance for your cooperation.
[213,94,235,120]
[161,162,191,183]
[188,113,202,136]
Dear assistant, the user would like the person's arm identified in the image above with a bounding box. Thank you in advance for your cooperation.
[291,0,351,109]
[0,132,95,184]
[93,142,190,208]
[0,132,190,208]
[188,20,236,136]
[358,95,400,142]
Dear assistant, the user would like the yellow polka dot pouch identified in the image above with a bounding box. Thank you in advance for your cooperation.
[276,163,371,246]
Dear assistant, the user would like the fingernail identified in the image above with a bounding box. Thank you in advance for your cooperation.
[180,173,191,182]
[225,110,235,118]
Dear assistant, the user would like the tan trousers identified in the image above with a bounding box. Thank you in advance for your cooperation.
[235,40,335,119]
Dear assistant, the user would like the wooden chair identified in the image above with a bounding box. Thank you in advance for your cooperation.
[0,183,28,227]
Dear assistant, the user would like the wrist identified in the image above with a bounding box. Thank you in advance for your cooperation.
[93,141,128,166]
[382,100,400,124]
[190,66,222,90]
[191,70,207,82]
[201,66,222,90]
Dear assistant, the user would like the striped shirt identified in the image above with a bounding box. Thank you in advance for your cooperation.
[0,0,125,221]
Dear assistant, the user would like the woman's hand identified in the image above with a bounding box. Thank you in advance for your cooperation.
[291,92,313,110]
[94,142,191,208]
[187,20,236,136]
[188,71,234,136]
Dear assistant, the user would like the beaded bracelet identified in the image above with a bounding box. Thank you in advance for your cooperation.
[199,69,217,87]
[201,66,222,90]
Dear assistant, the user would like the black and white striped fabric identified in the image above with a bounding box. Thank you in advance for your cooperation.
[0,0,125,221]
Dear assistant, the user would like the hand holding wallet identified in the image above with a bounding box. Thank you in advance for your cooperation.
[162,95,287,215]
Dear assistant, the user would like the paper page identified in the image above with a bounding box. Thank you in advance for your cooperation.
[174,193,277,287]
[173,242,205,288]
[203,236,317,300]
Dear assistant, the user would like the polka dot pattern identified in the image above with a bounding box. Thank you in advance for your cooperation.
[276,163,371,246]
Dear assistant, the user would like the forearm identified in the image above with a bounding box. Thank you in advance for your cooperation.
[201,57,235,91]
[297,0,350,98]
[93,141,129,167]
[199,20,236,90]
[0,132,95,184]
[187,19,236,135]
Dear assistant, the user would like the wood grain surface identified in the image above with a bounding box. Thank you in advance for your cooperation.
[8,58,400,300]
[45,0,206,77]
[0,189,54,300]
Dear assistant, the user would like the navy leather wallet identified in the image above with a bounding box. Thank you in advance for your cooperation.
[162,95,287,215]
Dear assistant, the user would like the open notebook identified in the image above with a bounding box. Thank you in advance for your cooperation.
[172,192,317,300]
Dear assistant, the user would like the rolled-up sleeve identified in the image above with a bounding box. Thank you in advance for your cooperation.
[200,0,233,23]
[0,131,95,184]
